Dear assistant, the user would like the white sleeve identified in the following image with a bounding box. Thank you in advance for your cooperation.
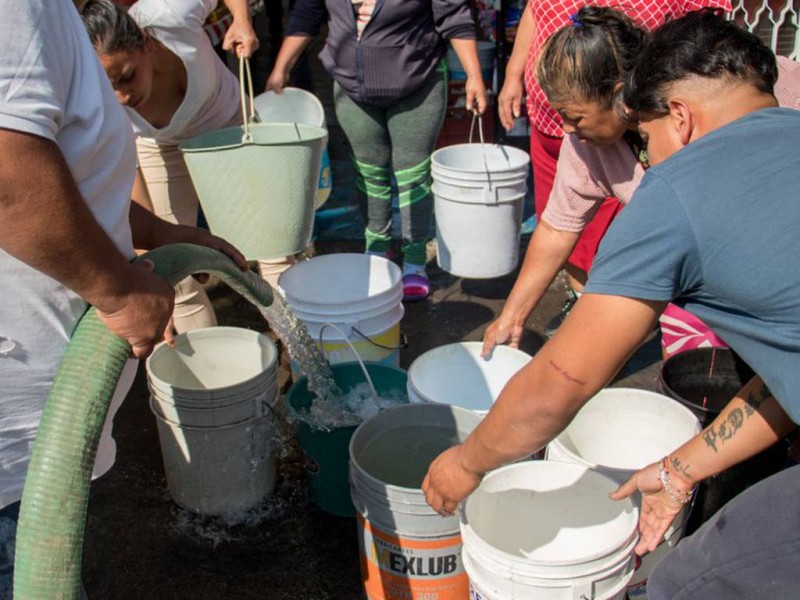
[132,0,217,28]
[0,3,71,142]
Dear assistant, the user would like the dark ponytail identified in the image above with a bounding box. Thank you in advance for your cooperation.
[536,6,649,108]
[80,0,145,54]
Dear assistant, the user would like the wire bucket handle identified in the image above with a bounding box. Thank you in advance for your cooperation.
[468,111,493,191]
[319,322,379,401]
[238,55,259,144]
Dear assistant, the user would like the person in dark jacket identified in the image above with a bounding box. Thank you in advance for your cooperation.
[267,0,488,301]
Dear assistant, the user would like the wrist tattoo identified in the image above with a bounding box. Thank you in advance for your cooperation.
[670,456,692,479]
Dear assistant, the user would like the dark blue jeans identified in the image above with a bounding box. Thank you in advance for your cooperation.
[648,464,800,599]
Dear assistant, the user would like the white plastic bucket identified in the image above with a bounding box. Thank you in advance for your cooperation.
[151,403,277,515]
[461,461,639,600]
[278,254,404,372]
[254,87,332,209]
[431,143,530,278]
[144,327,279,514]
[545,388,702,589]
[150,378,278,428]
[146,327,278,400]
[349,403,483,600]
[407,341,531,415]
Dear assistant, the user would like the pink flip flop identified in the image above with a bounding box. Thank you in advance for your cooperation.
[402,273,430,302]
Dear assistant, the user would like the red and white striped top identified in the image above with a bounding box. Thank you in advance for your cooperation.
[523,0,731,138]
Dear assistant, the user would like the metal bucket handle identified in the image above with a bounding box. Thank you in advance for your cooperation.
[238,55,259,143]
[468,112,499,204]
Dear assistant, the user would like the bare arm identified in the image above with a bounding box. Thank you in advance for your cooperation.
[482,219,580,354]
[222,0,259,57]
[265,35,314,92]
[613,376,796,554]
[497,3,534,130]
[0,128,173,357]
[448,38,488,115]
[424,293,663,514]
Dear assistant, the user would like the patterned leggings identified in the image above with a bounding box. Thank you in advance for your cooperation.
[333,66,447,267]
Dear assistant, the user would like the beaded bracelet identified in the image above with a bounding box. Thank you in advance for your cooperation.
[658,457,694,505]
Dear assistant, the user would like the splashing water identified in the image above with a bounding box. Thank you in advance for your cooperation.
[259,294,400,432]
[259,295,340,403]
[297,383,406,431]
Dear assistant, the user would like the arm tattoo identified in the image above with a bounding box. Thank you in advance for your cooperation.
[703,406,748,453]
[548,360,586,385]
[703,428,719,453]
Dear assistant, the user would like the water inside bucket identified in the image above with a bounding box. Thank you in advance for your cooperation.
[356,425,461,488]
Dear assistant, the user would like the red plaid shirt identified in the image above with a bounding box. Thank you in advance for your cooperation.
[524,0,732,138]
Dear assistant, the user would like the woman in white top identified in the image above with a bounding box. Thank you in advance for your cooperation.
[81,0,257,333]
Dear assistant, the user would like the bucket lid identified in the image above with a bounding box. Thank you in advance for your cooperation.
[253,88,326,128]
[407,342,531,413]
[462,461,638,565]
[278,254,402,319]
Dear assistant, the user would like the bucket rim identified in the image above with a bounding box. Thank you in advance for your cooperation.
[549,387,702,474]
[278,253,402,305]
[253,87,326,128]
[179,122,328,153]
[461,461,639,566]
[431,143,531,174]
[145,326,278,393]
[349,403,482,492]
[658,347,753,416]
[407,342,531,413]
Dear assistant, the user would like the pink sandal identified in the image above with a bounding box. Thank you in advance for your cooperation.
[402,273,430,302]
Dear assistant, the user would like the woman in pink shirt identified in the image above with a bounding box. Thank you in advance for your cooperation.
[485,6,722,357]
[498,0,729,318]
[486,5,800,358]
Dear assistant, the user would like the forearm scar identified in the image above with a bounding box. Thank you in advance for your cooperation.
[549,360,586,385]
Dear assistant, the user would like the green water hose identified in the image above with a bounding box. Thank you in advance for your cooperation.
[13,243,274,600]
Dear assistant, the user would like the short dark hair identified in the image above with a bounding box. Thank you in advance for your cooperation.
[623,9,778,114]
[80,0,145,54]
[536,6,649,108]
